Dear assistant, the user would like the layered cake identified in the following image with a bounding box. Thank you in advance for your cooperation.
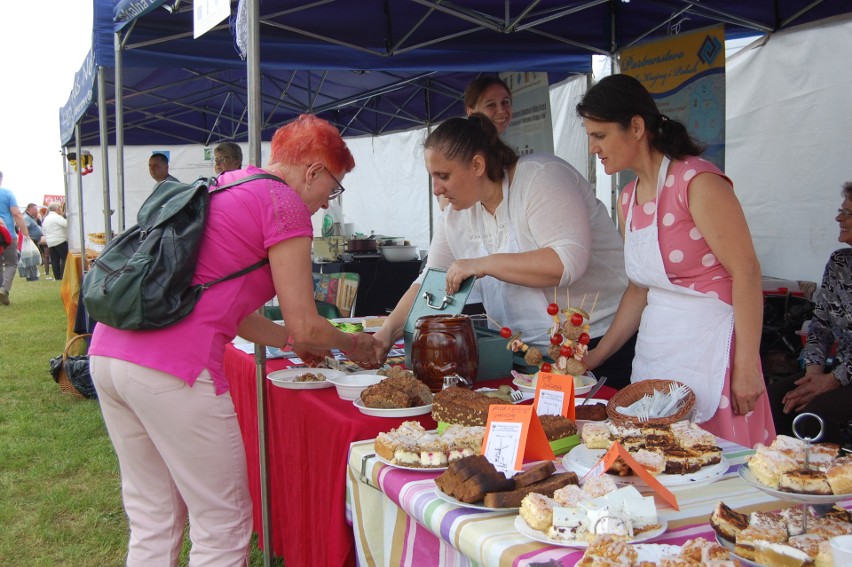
[361,372,433,409]
[373,421,483,468]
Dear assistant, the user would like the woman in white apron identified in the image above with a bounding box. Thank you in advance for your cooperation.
[576,75,775,448]
[373,113,635,383]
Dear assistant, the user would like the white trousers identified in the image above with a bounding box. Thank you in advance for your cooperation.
[91,356,252,567]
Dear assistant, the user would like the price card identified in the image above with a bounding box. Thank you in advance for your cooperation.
[581,441,679,510]
[482,404,555,473]
[533,372,576,419]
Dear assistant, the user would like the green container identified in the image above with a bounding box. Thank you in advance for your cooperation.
[403,269,513,383]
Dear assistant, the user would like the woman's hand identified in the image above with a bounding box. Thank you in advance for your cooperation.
[445,258,484,295]
[293,346,332,368]
[347,332,381,369]
[730,363,766,416]
[781,370,840,414]
[371,327,395,365]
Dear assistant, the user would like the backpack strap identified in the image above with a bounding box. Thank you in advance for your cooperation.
[195,172,284,291]
[209,172,286,194]
[197,257,270,291]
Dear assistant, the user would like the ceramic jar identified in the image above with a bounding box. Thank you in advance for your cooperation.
[411,314,478,392]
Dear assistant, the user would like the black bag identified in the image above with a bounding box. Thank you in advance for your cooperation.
[760,293,814,381]
[82,173,282,330]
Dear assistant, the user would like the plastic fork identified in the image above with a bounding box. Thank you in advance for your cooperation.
[509,389,525,403]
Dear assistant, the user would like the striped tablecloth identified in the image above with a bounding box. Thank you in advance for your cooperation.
[346,439,852,566]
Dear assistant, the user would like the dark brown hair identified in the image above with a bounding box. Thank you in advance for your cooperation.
[424,113,518,182]
[464,76,512,110]
[576,74,704,160]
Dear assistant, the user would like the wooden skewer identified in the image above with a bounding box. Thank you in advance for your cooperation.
[553,287,558,305]
[579,293,587,310]
[485,314,504,329]
[589,291,600,317]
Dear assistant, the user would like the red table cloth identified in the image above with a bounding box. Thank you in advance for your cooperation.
[223,343,616,566]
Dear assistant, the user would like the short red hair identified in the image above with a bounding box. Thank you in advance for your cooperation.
[268,114,355,174]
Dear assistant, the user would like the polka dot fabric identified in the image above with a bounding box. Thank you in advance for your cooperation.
[622,157,734,304]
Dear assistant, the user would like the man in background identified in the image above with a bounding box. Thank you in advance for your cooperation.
[23,203,45,281]
[0,170,29,305]
[148,153,180,188]
[213,142,243,175]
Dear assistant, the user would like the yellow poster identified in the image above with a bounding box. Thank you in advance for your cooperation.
[619,25,726,169]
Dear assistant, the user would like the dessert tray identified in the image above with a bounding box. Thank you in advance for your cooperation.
[563,445,729,489]
[266,368,340,390]
[375,454,447,472]
[513,515,667,548]
[433,487,518,512]
[513,373,596,395]
[737,463,852,504]
[353,398,432,417]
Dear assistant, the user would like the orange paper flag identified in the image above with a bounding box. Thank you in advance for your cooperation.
[581,441,679,510]
[533,372,576,420]
[482,404,555,472]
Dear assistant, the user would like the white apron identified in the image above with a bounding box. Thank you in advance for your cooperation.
[475,174,550,346]
[625,157,733,423]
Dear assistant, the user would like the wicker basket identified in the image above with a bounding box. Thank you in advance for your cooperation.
[57,334,91,399]
[606,379,696,427]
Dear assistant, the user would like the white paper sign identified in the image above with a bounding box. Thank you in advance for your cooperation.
[194,0,231,39]
[483,421,522,474]
[536,388,565,416]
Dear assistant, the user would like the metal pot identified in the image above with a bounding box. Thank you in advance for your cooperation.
[346,238,378,253]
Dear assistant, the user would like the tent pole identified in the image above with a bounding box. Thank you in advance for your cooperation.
[97,68,113,244]
[114,33,126,233]
[246,0,273,565]
[75,125,86,264]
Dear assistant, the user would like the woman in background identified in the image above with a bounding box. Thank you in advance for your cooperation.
[769,182,852,443]
[90,115,379,566]
[464,76,513,134]
[576,74,773,447]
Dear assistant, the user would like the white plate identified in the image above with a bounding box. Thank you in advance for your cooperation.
[513,373,596,395]
[353,398,432,417]
[375,454,447,472]
[513,515,667,548]
[266,368,340,389]
[737,464,852,503]
[563,445,729,489]
[433,487,518,512]
[715,532,760,567]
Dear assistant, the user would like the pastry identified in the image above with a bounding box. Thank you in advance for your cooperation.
[709,501,749,543]
[519,493,557,531]
[581,421,612,450]
[826,459,852,495]
[483,471,579,508]
[431,387,507,426]
[778,468,832,495]
[539,414,578,441]
[574,402,608,421]
[734,525,788,561]
[752,541,814,567]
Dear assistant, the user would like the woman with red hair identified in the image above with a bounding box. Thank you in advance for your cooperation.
[90,115,379,566]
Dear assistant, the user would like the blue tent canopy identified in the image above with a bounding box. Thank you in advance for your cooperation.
[61,0,852,146]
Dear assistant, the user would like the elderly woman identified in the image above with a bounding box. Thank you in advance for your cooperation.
[576,74,773,447]
[374,113,632,382]
[213,141,243,175]
[89,115,379,566]
[769,182,852,443]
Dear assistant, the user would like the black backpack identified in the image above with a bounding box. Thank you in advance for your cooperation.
[82,173,282,330]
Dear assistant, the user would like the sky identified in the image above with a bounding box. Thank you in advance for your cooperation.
[0,2,93,208]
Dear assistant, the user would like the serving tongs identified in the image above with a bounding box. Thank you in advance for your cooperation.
[791,412,826,532]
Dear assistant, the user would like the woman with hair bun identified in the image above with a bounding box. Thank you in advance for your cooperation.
[577,74,773,447]
[374,113,633,383]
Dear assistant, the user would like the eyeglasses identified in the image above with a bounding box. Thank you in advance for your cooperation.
[838,209,852,219]
[323,166,346,199]
[213,157,232,165]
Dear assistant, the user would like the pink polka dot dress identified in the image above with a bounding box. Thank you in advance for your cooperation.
[621,157,776,448]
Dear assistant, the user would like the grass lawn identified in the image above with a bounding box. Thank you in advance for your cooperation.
[0,274,281,565]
